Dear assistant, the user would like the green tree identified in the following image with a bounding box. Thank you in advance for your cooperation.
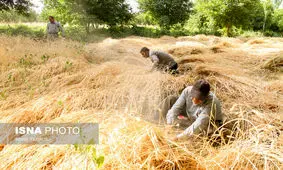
[185,12,217,35]
[273,9,283,32]
[262,0,274,32]
[41,0,81,25]
[0,0,32,15]
[251,0,273,32]
[82,0,133,28]
[138,0,193,28]
[273,0,283,8]
[0,9,37,22]
[251,0,283,32]
[42,0,102,33]
[134,11,156,25]
[196,0,261,36]
[42,0,133,32]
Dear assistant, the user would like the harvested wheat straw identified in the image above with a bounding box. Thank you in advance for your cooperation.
[261,55,283,72]
[0,35,282,169]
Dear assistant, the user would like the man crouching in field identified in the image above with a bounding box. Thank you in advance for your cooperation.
[158,79,223,141]
[140,47,178,74]
[46,16,65,39]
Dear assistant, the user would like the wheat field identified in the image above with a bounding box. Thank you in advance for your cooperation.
[0,35,282,169]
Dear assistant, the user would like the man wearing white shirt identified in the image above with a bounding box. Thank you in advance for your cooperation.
[158,79,223,140]
[46,16,65,39]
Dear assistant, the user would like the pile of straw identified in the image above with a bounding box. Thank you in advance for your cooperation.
[261,55,283,72]
[0,35,282,169]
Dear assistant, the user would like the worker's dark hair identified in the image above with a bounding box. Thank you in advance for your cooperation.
[191,79,210,101]
[49,16,54,19]
[140,47,149,53]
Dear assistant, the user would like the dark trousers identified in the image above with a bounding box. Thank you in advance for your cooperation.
[169,63,178,71]
[166,63,178,74]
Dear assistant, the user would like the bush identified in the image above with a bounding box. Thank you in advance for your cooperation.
[0,10,38,23]
[240,30,264,38]
[0,25,45,38]
[106,25,163,38]
[184,13,219,36]
[0,22,281,42]
[0,24,109,42]
[139,0,192,28]
[169,24,187,37]
[131,25,161,37]
[134,12,156,26]
[273,9,283,32]
[263,30,282,37]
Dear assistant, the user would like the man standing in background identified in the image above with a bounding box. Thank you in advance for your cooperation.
[46,16,65,39]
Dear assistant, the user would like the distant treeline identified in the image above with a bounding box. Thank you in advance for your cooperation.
[0,0,283,37]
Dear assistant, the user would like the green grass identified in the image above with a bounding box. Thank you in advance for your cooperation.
[1,23,281,42]
[0,24,45,38]
[0,23,190,40]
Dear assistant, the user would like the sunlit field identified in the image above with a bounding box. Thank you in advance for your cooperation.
[0,35,282,169]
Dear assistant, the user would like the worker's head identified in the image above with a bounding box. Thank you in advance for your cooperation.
[191,79,210,105]
[140,47,150,58]
[49,16,55,23]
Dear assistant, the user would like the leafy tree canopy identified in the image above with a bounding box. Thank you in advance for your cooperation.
[0,0,32,15]
[138,0,193,28]
[196,0,262,36]
[42,0,133,28]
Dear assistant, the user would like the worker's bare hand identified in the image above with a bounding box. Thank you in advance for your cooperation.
[171,136,179,142]
[164,125,174,132]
